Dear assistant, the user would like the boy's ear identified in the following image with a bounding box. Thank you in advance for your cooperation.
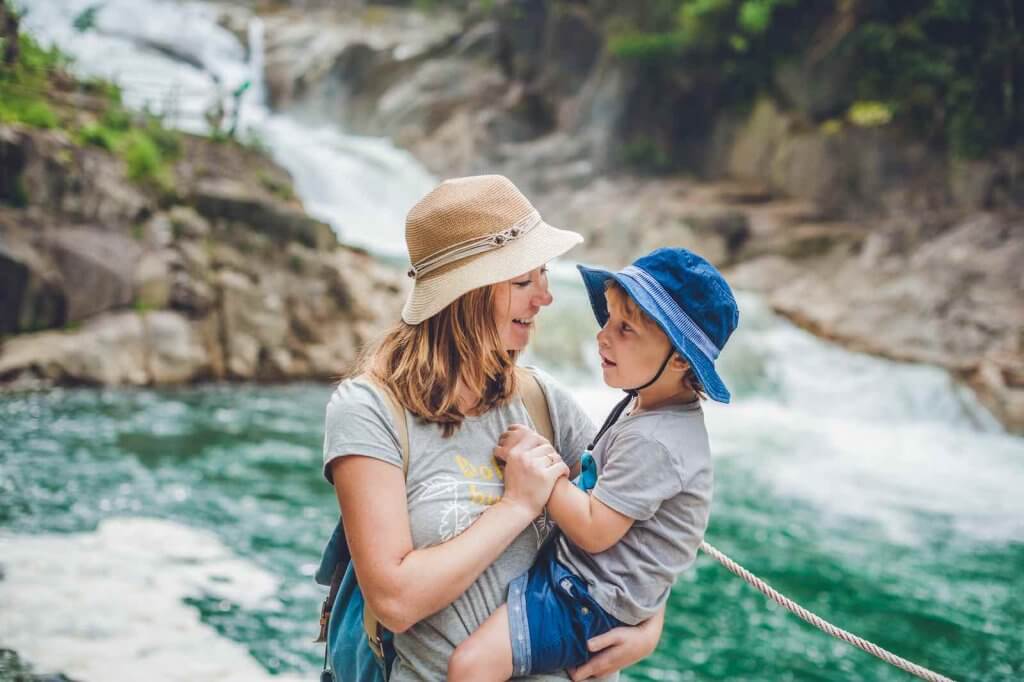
[669,353,690,372]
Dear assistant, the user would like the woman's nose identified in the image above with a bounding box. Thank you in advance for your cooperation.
[596,326,608,347]
[533,281,553,307]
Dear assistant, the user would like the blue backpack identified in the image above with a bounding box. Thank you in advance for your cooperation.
[315,369,553,682]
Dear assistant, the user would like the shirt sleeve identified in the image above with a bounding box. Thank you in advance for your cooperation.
[531,368,597,472]
[592,429,683,521]
[322,378,404,484]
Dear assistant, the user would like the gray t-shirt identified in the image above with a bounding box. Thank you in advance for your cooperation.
[323,369,597,681]
[556,399,712,625]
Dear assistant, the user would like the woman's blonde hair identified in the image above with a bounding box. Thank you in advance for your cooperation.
[605,281,706,399]
[355,285,519,436]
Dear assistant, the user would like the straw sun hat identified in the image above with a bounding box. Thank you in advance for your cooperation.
[401,175,583,325]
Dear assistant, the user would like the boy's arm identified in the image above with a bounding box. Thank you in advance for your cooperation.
[495,424,634,553]
[546,477,633,554]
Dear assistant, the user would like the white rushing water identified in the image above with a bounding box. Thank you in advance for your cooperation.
[8,1,1024,679]
[18,0,435,256]
[0,518,306,682]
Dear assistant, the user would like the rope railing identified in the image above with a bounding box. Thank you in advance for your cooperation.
[700,541,957,682]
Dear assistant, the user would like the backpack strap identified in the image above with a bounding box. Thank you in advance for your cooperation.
[515,366,554,444]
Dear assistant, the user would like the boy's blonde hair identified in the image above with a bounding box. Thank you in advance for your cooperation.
[605,281,706,399]
[355,285,518,437]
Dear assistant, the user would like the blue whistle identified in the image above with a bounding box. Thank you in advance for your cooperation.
[573,451,598,492]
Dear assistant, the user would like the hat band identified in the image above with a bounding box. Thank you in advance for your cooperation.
[407,210,542,279]
[619,265,721,361]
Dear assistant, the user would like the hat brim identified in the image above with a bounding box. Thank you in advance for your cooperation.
[402,221,583,325]
[577,264,732,403]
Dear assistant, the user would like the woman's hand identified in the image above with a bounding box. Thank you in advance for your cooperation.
[567,606,665,680]
[500,430,567,516]
[493,423,547,463]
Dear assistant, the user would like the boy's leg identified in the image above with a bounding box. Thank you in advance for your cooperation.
[447,604,514,682]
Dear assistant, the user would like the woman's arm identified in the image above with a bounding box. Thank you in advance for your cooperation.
[332,441,567,633]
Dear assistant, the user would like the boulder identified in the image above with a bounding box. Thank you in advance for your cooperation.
[0,310,209,387]
[193,179,335,250]
[143,311,211,384]
[43,228,142,322]
[133,249,173,310]
[215,268,289,379]
[0,237,66,334]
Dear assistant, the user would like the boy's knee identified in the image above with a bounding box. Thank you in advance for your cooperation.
[448,640,485,681]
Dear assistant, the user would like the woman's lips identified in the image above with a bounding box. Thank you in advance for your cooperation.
[600,354,616,368]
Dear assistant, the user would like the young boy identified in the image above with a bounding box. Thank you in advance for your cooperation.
[448,247,740,680]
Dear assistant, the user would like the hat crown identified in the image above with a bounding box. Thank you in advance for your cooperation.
[633,248,739,351]
[405,175,537,268]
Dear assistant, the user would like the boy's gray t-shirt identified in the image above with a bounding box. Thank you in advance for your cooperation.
[556,400,712,625]
[323,369,599,682]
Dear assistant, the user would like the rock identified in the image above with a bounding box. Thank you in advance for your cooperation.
[168,268,215,317]
[375,57,506,141]
[215,268,289,378]
[193,179,336,250]
[0,236,66,334]
[539,4,603,96]
[682,210,751,263]
[0,126,29,206]
[0,310,209,386]
[774,47,857,121]
[143,311,211,384]
[133,249,173,310]
[261,6,459,110]
[43,228,142,322]
[452,19,498,59]
[0,313,145,385]
[168,205,210,239]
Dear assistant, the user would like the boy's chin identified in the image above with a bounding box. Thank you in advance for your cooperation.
[600,368,626,389]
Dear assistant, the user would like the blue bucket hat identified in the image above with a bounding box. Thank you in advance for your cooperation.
[577,247,740,403]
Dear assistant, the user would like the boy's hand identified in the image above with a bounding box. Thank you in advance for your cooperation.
[493,424,548,463]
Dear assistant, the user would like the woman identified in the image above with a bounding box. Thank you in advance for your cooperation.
[324,175,664,680]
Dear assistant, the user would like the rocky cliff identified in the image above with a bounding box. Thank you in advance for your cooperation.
[0,38,404,389]
[256,1,1022,431]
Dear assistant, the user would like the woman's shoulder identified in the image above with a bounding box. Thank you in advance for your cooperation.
[520,365,568,403]
[327,374,384,411]
[325,375,400,434]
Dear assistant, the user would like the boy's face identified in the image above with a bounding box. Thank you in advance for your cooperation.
[596,290,673,389]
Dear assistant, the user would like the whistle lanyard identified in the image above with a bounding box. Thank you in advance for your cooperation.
[576,351,674,491]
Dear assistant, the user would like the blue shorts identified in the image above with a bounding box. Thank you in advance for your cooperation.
[506,540,624,676]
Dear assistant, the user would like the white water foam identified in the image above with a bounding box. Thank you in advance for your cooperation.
[0,517,306,682]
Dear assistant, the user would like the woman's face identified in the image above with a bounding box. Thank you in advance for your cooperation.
[492,266,553,351]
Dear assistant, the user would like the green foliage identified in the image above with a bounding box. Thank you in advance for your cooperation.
[122,130,161,180]
[0,26,67,128]
[607,0,1022,158]
[259,171,296,202]
[847,101,892,128]
[608,31,685,61]
[18,100,56,127]
[622,135,673,174]
[72,4,102,33]
[2,7,180,194]
[81,76,122,105]
[77,122,116,149]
